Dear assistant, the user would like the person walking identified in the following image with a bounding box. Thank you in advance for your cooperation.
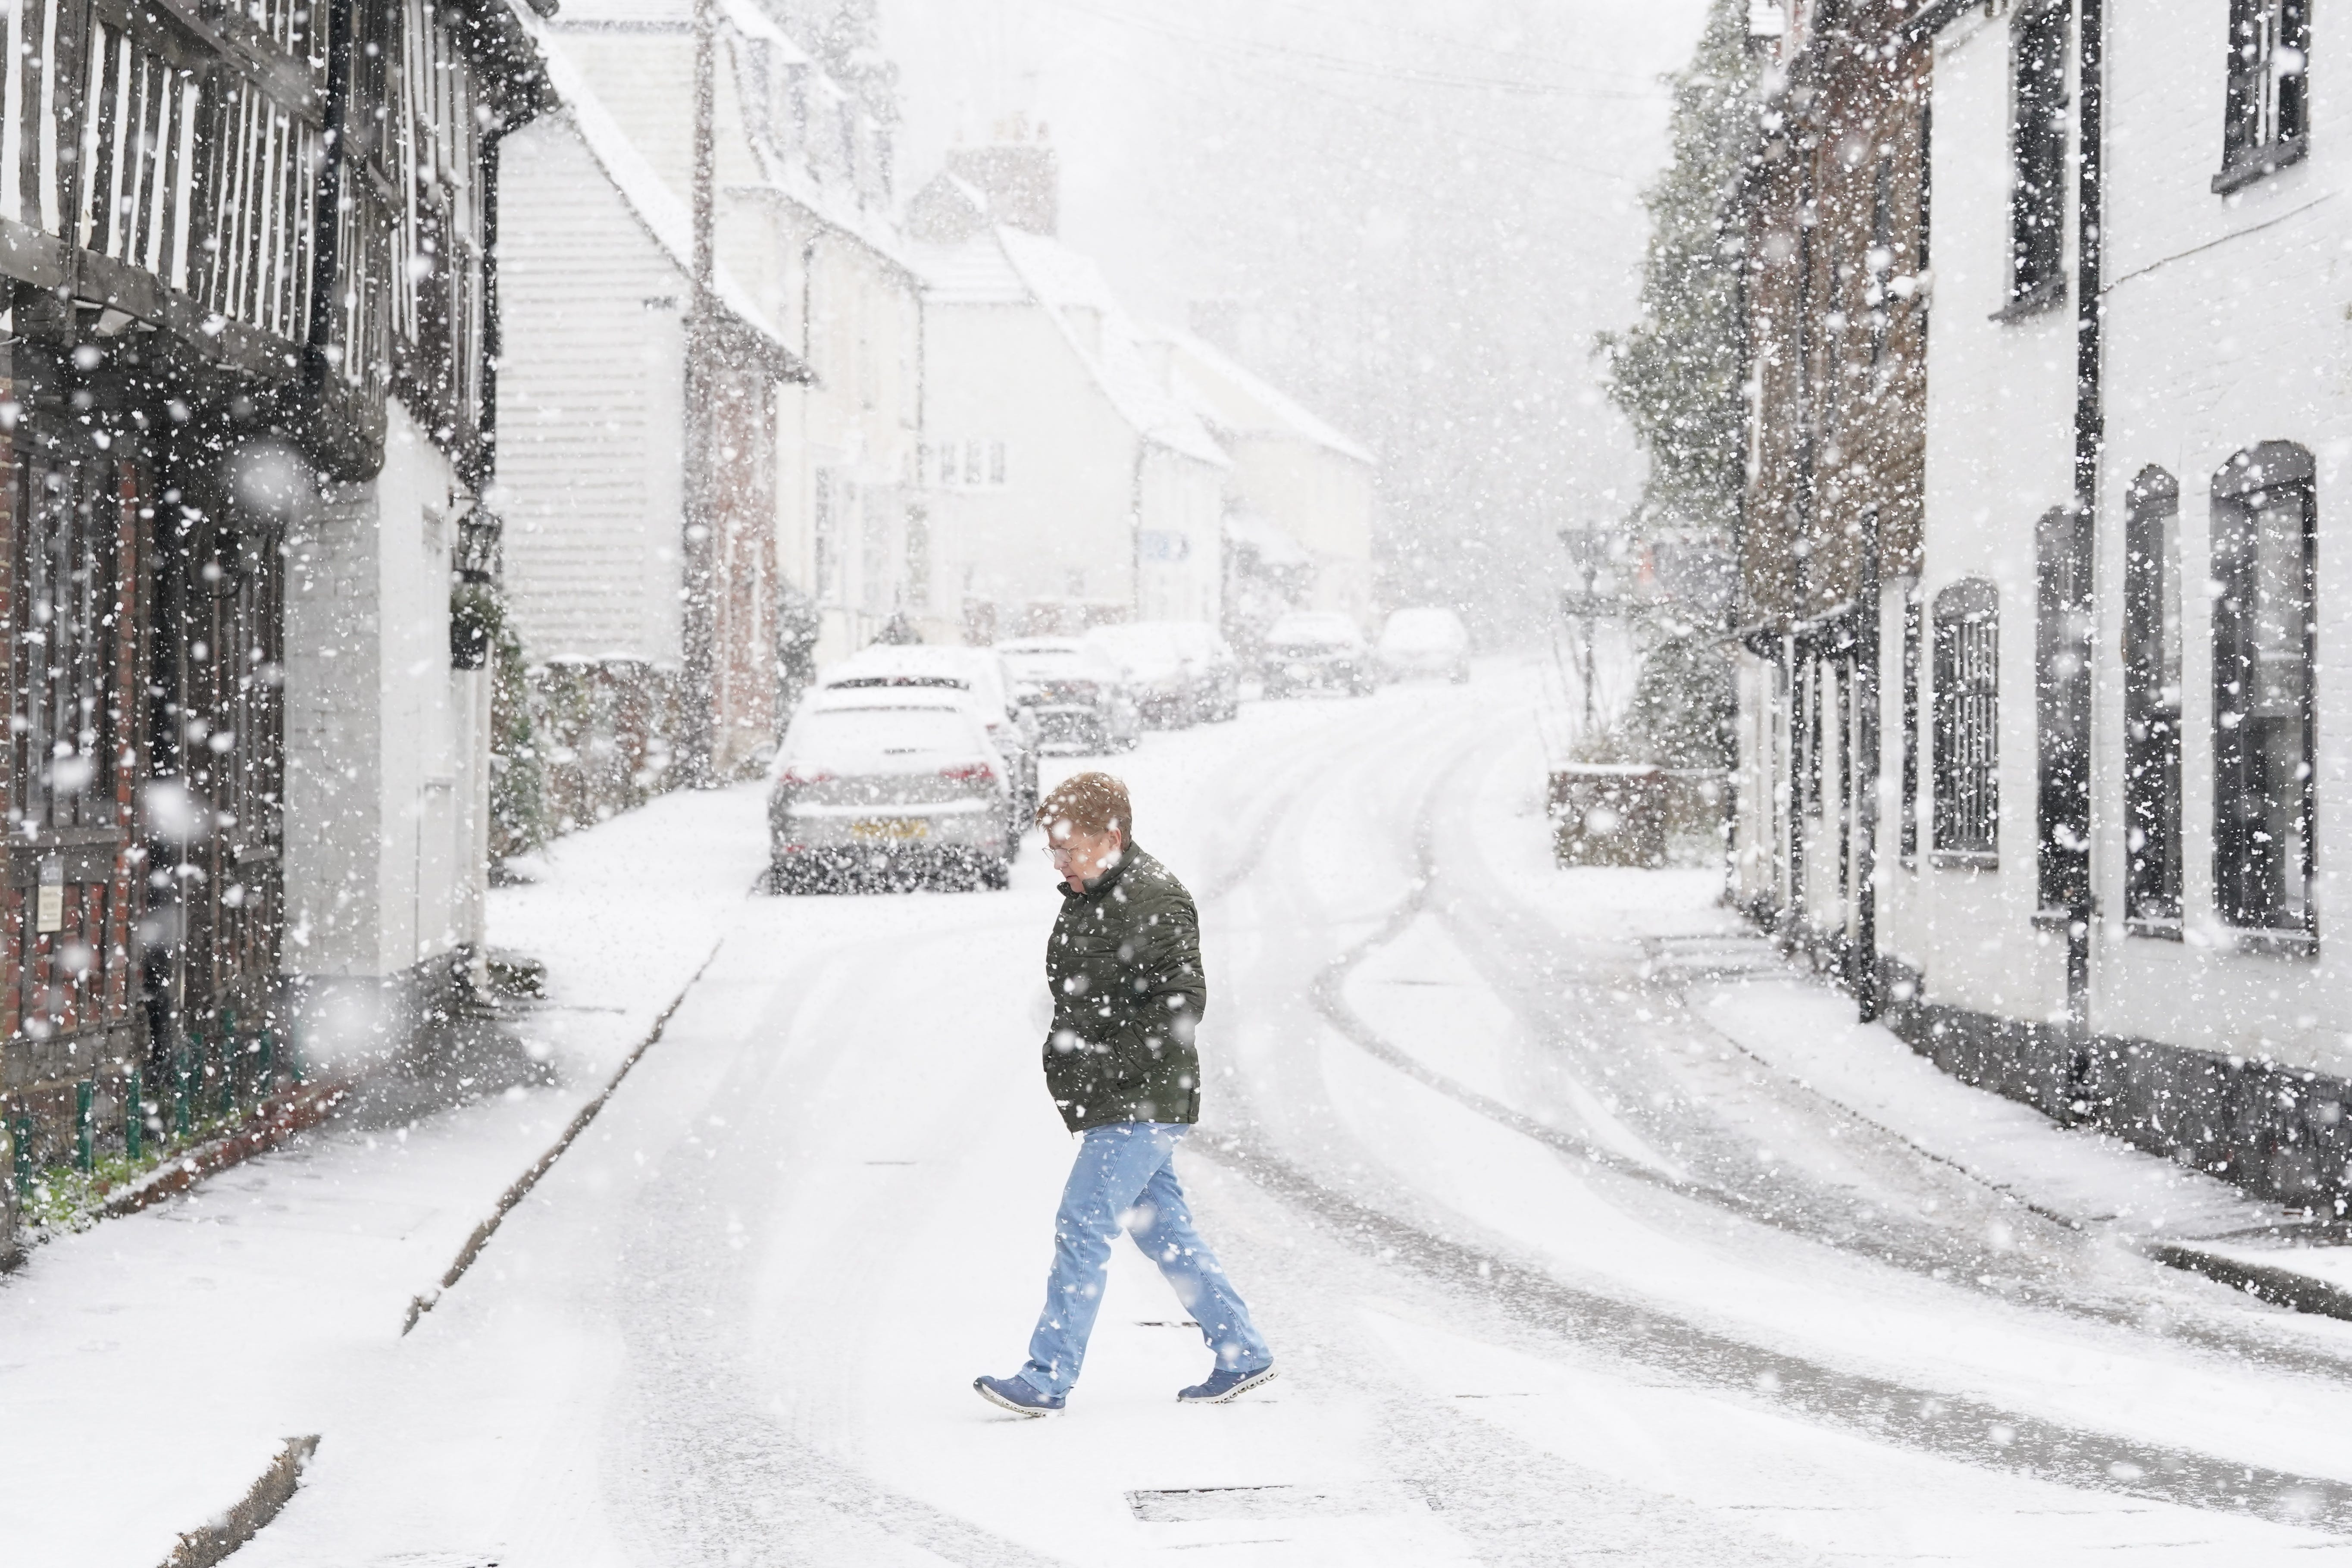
[975,772,1276,1416]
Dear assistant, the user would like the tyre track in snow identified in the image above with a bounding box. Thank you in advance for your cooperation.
[1404,723,2352,1385]
[1184,682,2352,1539]
[600,913,1069,1568]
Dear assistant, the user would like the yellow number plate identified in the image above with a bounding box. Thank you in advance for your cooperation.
[850,817,929,842]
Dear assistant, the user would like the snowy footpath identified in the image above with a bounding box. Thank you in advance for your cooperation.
[15,664,2352,1565]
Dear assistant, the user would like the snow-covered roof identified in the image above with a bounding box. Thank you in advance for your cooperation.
[947,227,1226,468]
[521,30,807,378]
[539,0,911,280]
[1152,325,1374,466]
[907,232,1028,304]
[543,0,803,45]
[1225,508,1311,567]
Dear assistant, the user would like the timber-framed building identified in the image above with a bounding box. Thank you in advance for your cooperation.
[0,0,549,1229]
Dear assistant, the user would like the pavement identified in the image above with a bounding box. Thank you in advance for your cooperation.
[14,661,2352,1565]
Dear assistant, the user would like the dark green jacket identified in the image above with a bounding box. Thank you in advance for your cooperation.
[1042,843,1204,1131]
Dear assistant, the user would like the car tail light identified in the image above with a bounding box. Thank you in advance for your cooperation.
[779,765,831,786]
[941,762,998,787]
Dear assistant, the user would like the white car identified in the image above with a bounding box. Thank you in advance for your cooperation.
[1378,607,1472,684]
[1158,621,1242,721]
[767,690,1012,892]
[997,638,1142,754]
[1261,611,1375,697]
[816,645,1039,839]
[1084,623,1201,729]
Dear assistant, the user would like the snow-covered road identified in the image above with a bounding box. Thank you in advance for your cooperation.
[30,663,2352,1565]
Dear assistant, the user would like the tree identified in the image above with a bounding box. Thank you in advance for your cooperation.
[1597,0,1763,542]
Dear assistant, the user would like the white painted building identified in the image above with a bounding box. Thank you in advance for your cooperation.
[1153,327,1377,629]
[495,0,919,795]
[283,415,494,1015]
[908,170,1229,639]
[1737,0,2352,1205]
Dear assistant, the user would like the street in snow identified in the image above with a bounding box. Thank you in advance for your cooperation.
[7,0,2352,1562]
[9,672,2352,1564]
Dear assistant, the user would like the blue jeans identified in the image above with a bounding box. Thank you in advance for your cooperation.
[1020,1122,1272,1398]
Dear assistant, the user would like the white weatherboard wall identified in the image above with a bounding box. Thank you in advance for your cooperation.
[494,111,689,667]
[284,404,489,995]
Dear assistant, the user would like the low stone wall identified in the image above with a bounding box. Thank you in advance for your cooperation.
[1888,999,2352,1214]
[1738,898,2352,1217]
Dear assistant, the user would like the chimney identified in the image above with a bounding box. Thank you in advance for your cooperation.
[943,130,1058,236]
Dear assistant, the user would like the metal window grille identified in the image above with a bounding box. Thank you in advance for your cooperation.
[2122,468,2183,926]
[1932,580,1999,858]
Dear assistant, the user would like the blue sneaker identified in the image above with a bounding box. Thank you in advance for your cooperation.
[1177,1362,1277,1403]
[974,1374,1064,1416]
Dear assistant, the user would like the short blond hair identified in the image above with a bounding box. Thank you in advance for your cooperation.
[1037,772,1131,840]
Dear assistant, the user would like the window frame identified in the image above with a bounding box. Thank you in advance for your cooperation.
[2035,505,2095,915]
[1999,1,2071,319]
[1900,585,1923,867]
[2121,466,2184,934]
[2214,0,2311,193]
[1932,578,2001,865]
[2210,441,2318,945]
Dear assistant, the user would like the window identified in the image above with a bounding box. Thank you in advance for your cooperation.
[813,468,838,601]
[937,440,1008,489]
[2211,443,2316,937]
[2035,506,2093,913]
[2007,4,2069,311]
[1932,579,1999,861]
[1802,658,1823,820]
[2122,467,2183,928]
[1900,587,1923,866]
[2218,0,2309,190]
[904,510,930,610]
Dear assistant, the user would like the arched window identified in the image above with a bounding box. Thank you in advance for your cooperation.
[1933,579,1999,861]
[2036,507,2094,913]
[2212,442,2316,936]
[2122,467,2183,928]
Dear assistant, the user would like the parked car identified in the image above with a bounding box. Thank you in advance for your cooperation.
[816,645,1038,840]
[767,690,1012,892]
[1160,621,1242,720]
[996,638,1142,753]
[1260,612,1375,697]
[1378,607,1472,684]
[1085,623,1201,728]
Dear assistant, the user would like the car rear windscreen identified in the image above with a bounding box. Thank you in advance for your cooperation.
[788,707,973,761]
